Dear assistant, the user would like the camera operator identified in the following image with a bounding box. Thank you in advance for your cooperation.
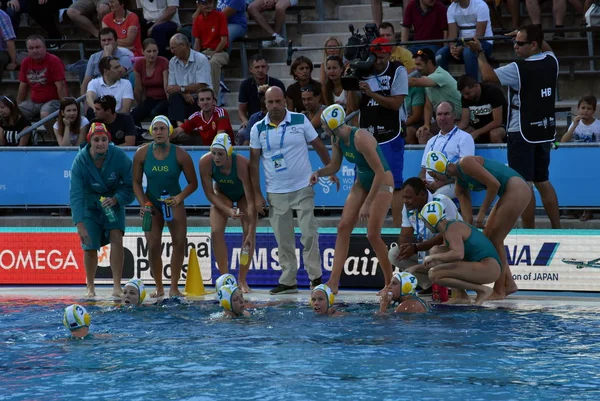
[358,37,408,227]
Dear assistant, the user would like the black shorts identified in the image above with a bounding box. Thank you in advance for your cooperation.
[507,132,551,182]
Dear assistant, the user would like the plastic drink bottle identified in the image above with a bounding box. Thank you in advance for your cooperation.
[142,202,153,232]
[100,196,117,223]
[240,245,250,265]
[160,190,173,222]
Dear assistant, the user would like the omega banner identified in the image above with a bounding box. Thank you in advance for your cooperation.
[1,228,600,292]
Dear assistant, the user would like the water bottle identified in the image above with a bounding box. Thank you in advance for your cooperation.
[240,245,250,266]
[142,202,153,232]
[160,190,173,222]
[99,196,117,223]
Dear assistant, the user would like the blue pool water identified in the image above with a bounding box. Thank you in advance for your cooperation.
[1,297,600,401]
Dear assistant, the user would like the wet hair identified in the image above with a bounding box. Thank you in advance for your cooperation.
[0,95,23,126]
[401,177,428,195]
[99,27,118,41]
[578,94,597,111]
[323,55,344,106]
[517,24,544,49]
[142,38,158,50]
[93,95,117,114]
[456,74,479,92]
[56,97,83,137]
[290,56,314,80]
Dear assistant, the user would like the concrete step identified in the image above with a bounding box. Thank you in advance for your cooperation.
[338,3,403,22]
[246,19,379,37]
[300,32,353,48]
[224,77,296,93]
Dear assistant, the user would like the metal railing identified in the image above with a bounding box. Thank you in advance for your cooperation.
[16,95,87,141]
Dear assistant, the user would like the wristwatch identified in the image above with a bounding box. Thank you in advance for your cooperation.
[180,86,185,93]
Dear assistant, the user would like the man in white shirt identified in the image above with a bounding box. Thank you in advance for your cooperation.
[136,0,180,58]
[435,0,493,80]
[249,86,337,295]
[419,101,475,198]
[86,56,134,113]
[388,177,462,289]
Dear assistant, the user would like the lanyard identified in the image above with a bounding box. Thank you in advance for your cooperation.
[266,122,287,153]
[430,126,458,155]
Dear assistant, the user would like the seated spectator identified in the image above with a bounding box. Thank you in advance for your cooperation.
[237,85,268,145]
[301,85,327,143]
[238,54,286,135]
[17,35,67,134]
[171,87,233,145]
[167,33,211,126]
[92,95,136,146]
[286,56,320,113]
[192,0,229,98]
[435,0,493,80]
[0,95,30,146]
[131,38,169,128]
[402,0,448,55]
[322,55,357,113]
[526,0,584,40]
[0,9,17,84]
[457,74,507,143]
[101,0,143,57]
[86,56,134,114]
[53,98,90,146]
[67,0,110,38]
[216,0,248,44]
[319,37,345,84]
[561,94,600,222]
[379,22,416,73]
[136,0,180,58]
[420,101,475,198]
[404,86,425,144]
[247,0,296,47]
[81,28,134,96]
[410,48,462,142]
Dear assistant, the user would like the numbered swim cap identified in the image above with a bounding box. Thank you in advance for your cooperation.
[311,284,335,309]
[124,278,147,304]
[63,304,91,331]
[321,104,346,132]
[215,273,237,291]
[393,272,418,296]
[211,133,233,157]
[150,115,174,136]
[424,151,449,174]
[419,201,446,230]
[217,284,239,312]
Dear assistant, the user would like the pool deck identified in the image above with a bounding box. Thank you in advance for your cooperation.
[2,286,599,309]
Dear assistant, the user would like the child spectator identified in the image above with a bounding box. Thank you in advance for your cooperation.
[0,95,30,146]
[54,98,90,146]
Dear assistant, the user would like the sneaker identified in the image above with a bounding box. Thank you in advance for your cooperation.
[220,79,230,93]
[261,40,273,48]
[273,34,286,47]
[269,284,298,295]
[310,276,322,290]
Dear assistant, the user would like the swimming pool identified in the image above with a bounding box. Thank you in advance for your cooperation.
[1,294,599,401]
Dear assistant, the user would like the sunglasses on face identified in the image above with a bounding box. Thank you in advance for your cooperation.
[513,40,532,47]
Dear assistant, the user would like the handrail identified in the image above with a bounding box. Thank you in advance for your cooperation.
[16,94,87,140]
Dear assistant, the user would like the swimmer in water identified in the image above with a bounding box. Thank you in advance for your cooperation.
[217,284,251,317]
[310,284,343,316]
[63,304,91,338]
[378,272,428,314]
[122,279,148,306]
[311,104,394,295]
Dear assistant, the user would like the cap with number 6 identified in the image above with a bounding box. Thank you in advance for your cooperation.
[424,151,449,174]
[321,104,346,132]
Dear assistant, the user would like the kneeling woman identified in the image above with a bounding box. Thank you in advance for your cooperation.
[70,123,134,298]
[311,104,394,294]
[424,151,530,300]
[414,201,501,305]
[199,134,256,293]
[132,116,198,298]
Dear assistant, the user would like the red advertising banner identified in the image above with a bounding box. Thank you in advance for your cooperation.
[0,233,87,284]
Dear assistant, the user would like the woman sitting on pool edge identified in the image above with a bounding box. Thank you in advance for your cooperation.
[378,272,428,314]
[310,284,344,316]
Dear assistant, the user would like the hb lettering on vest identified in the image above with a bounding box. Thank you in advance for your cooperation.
[541,88,552,97]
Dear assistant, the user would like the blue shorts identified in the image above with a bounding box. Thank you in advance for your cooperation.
[379,133,404,189]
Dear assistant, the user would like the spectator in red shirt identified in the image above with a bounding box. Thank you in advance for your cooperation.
[192,0,229,98]
[17,35,67,134]
[171,87,233,146]
[401,0,448,55]
[101,0,143,57]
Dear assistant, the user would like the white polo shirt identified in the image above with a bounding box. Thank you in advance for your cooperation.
[401,192,463,241]
[87,77,134,111]
[249,110,318,194]
[421,126,475,182]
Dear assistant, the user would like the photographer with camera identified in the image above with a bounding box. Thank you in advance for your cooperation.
[355,37,408,227]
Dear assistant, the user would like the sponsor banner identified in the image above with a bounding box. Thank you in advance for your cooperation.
[0,145,596,207]
[3,228,600,292]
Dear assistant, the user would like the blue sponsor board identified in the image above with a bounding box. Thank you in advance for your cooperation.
[0,145,596,207]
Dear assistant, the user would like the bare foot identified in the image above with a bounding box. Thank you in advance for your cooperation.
[238,281,252,293]
[485,291,506,301]
[447,295,472,305]
[151,288,165,298]
[85,286,96,298]
[326,280,339,294]
[474,286,493,305]
[170,288,183,297]
[506,281,518,296]
[112,287,123,298]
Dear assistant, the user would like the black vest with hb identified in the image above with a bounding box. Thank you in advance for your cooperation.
[359,61,402,143]
[509,52,558,143]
